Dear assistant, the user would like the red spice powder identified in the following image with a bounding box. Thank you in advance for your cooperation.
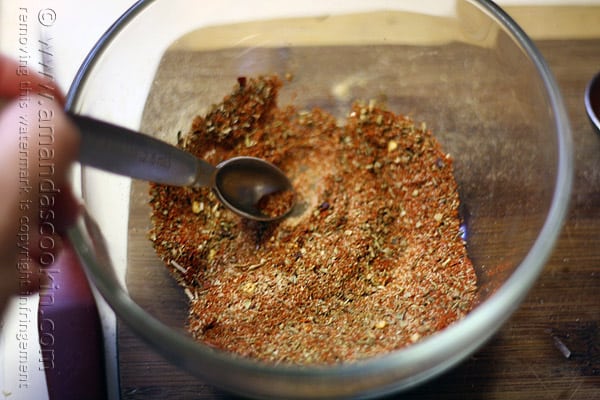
[149,76,477,365]
[256,189,295,219]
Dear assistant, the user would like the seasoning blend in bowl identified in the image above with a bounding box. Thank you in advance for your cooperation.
[149,75,477,364]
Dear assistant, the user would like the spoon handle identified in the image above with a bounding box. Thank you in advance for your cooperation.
[69,112,214,187]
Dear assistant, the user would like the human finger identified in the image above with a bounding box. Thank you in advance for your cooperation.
[0,96,80,310]
[0,53,65,104]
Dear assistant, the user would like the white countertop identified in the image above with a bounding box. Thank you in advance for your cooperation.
[1,1,599,399]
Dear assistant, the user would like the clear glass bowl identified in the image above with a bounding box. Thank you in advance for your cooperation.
[66,0,573,398]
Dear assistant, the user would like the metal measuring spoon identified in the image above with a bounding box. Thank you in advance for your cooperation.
[69,112,295,221]
[585,71,600,135]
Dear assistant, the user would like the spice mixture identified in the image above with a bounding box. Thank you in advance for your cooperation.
[256,188,295,219]
[149,75,477,364]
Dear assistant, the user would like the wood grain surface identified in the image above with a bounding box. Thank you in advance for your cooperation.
[116,37,600,400]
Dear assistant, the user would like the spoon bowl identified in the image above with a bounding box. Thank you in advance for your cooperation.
[585,71,600,134]
[214,157,295,221]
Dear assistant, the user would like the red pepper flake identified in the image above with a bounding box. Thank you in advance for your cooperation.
[148,75,478,365]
